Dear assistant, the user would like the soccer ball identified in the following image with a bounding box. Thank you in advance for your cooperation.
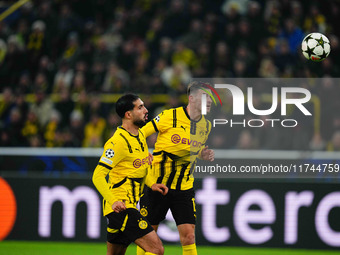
[301,33,331,62]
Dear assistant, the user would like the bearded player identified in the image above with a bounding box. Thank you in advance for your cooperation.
[93,94,168,255]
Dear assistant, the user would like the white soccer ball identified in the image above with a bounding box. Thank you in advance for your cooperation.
[301,32,331,62]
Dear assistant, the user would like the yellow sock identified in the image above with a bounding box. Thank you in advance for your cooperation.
[182,243,197,255]
[137,246,146,255]
[145,253,156,255]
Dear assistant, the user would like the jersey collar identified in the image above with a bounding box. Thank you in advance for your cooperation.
[182,106,202,123]
[118,126,140,138]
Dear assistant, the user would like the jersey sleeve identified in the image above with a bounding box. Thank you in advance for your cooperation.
[92,139,126,205]
[141,120,157,137]
[141,109,169,137]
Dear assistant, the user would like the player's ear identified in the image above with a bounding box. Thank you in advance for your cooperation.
[125,110,132,119]
[188,94,194,103]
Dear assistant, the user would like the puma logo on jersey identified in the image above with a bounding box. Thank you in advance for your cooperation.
[180,125,187,131]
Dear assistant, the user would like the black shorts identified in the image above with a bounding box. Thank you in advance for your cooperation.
[106,208,154,246]
[139,186,196,226]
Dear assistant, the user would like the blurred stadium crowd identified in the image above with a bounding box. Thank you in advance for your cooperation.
[0,0,340,150]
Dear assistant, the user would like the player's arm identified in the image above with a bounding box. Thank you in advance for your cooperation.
[92,140,125,207]
[141,110,168,137]
[141,119,158,137]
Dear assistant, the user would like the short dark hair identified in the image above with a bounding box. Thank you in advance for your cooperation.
[187,81,212,96]
[116,94,140,118]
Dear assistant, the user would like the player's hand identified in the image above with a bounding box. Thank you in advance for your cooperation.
[201,146,214,161]
[112,200,126,213]
[148,152,153,165]
[151,183,168,195]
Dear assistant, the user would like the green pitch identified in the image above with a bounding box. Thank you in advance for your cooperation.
[1,241,340,255]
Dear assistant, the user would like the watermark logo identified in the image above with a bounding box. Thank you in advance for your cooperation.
[200,83,222,115]
[201,83,312,128]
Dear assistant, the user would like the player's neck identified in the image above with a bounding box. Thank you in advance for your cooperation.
[186,105,201,121]
[121,121,139,136]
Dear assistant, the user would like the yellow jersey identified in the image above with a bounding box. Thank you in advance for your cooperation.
[141,106,211,190]
[92,126,151,216]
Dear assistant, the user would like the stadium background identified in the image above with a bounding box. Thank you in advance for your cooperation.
[0,0,340,254]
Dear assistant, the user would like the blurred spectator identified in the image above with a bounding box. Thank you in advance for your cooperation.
[60,32,80,67]
[55,88,74,128]
[69,110,84,147]
[5,108,25,146]
[163,0,188,39]
[71,72,87,94]
[13,92,29,121]
[0,87,14,128]
[83,113,106,147]
[53,61,74,93]
[102,62,130,93]
[258,57,279,77]
[279,18,304,54]
[22,110,40,143]
[327,130,340,151]
[304,4,327,34]
[27,20,47,74]
[34,72,50,92]
[30,90,54,127]
[103,112,120,141]
[44,110,62,147]
[161,62,191,92]
[235,129,259,149]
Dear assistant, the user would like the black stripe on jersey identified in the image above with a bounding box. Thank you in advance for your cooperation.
[98,162,112,170]
[139,129,145,138]
[157,152,167,184]
[166,161,177,187]
[187,161,197,181]
[190,121,197,135]
[206,119,210,136]
[136,136,145,152]
[129,177,143,183]
[173,109,177,128]
[151,119,159,132]
[153,151,162,156]
[111,177,127,189]
[176,162,189,190]
[119,133,133,153]
[130,179,136,204]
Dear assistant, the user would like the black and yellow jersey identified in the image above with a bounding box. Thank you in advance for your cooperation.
[141,106,211,190]
[92,126,150,216]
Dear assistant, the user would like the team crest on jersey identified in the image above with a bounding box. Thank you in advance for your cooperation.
[199,130,205,137]
[154,115,160,123]
[140,207,148,217]
[105,149,115,158]
[138,219,148,229]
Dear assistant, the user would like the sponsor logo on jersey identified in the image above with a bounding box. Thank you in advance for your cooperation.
[133,156,149,168]
[171,134,202,147]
